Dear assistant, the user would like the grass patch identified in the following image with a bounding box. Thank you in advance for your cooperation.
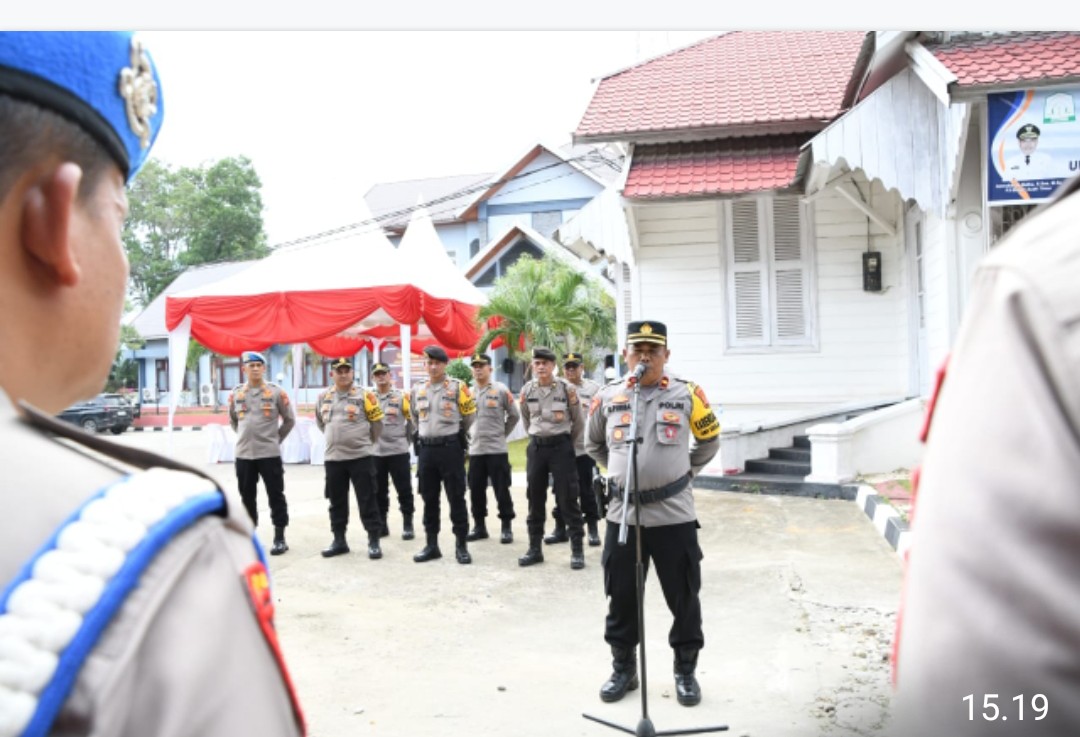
[508,437,528,471]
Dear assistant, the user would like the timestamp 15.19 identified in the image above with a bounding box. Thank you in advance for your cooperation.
[963,694,1048,721]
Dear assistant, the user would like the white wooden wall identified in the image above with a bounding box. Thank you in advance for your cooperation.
[629,177,910,412]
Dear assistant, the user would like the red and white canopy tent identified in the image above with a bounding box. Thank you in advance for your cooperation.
[164,202,487,431]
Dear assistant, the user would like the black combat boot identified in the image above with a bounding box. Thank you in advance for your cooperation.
[587,519,601,547]
[570,537,585,570]
[518,534,544,566]
[674,647,702,706]
[321,531,349,558]
[455,535,472,564]
[466,520,489,541]
[599,647,639,703]
[413,532,442,563]
[367,532,383,560]
[402,514,415,541]
[500,518,513,544]
[270,526,288,555]
[543,518,568,545]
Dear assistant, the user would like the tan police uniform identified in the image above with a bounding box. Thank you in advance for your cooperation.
[228,379,296,532]
[373,386,416,538]
[560,370,604,542]
[518,360,586,564]
[466,375,521,540]
[0,392,304,737]
[315,382,385,555]
[889,175,1080,737]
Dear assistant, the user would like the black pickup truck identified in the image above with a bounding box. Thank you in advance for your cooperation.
[57,393,136,434]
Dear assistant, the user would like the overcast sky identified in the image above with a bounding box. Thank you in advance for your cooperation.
[138,31,720,246]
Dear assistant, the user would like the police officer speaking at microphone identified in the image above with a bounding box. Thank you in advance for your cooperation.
[229,350,296,555]
[315,357,385,560]
[518,346,587,570]
[410,345,477,564]
[586,320,720,707]
[0,31,304,736]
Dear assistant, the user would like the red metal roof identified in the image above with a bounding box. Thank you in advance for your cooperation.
[576,31,868,142]
[623,136,806,199]
[928,32,1080,88]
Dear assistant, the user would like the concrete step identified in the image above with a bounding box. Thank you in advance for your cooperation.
[769,447,811,462]
[793,435,811,449]
[695,473,856,500]
[745,458,812,476]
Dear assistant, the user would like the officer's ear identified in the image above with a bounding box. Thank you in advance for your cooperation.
[19,162,83,288]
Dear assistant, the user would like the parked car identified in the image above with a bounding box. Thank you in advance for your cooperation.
[57,393,134,434]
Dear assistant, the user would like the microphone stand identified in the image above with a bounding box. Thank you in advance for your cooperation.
[583,370,728,737]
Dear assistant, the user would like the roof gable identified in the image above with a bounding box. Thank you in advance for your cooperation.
[364,172,493,232]
[575,31,870,143]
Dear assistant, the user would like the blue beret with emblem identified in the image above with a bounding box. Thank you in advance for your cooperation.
[241,351,266,365]
[0,31,165,181]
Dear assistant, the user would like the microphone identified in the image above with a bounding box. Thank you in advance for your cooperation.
[631,363,647,381]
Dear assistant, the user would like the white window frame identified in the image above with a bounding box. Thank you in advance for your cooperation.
[723,195,818,353]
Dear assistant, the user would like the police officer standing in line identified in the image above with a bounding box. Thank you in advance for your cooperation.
[0,32,304,735]
[546,352,603,547]
[410,345,477,564]
[316,357,385,559]
[586,321,720,707]
[888,174,1080,737]
[518,346,587,570]
[371,361,416,540]
[465,352,520,544]
[229,350,296,555]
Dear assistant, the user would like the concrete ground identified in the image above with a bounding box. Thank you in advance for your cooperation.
[113,431,903,737]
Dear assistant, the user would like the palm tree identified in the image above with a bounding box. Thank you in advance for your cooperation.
[476,254,615,371]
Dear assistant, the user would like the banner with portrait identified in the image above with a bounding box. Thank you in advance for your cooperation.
[987,87,1080,204]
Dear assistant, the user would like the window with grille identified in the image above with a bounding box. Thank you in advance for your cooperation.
[725,196,815,350]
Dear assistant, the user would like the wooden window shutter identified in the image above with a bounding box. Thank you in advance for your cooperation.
[770,196,810,343]
[727,199,768,346]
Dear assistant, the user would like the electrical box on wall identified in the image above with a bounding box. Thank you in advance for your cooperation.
[863,251,882,292]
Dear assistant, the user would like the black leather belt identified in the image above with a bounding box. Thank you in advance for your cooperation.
[419,434,459,447]
[608,473,691,505]
[529,433,570,447]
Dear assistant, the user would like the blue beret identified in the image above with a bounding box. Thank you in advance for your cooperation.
[241,351,266,365]
[0,31,165,181]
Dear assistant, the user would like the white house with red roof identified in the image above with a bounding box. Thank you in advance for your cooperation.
[569,30,1080,484]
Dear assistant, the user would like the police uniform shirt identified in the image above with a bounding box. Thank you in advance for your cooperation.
[568,377,602,456]
[585,374,720,527]
[410,378,476,438]
[228,381,296,459]
[315,386,384,461]
[888,178,1080,736]
[519,377,583,445]
[468,380,520,455]
[0,389,302,736]
[374,388,414,456]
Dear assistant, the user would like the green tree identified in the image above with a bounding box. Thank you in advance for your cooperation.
[476,254,616,370]
[106,323,145,392]
[123,156,268,308]
[447,358,472,384]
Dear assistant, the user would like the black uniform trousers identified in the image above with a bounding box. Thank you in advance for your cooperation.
[553,454,600,524]
[467,452,515,521]
[417,439,469,538]
[325,456,381,534]
[374,452,415,522]
[601,520,704,652]
[525,435,583,540]
[235,456,288,528]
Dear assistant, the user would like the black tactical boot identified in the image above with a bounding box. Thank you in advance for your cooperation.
[455,535,472,564]
[674,647,702,706]
[413,532,442,563]
[570,538,586,570]
[270,526,288,555]
[599,647,639,703]
[587,519,601,547]
[466,520,489,541]
[367,532,383,560]
[321,531,350,558]
[543,518,568,545]
[500,519,513,544]
[402,514,415,541]
[518,535,544,566]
